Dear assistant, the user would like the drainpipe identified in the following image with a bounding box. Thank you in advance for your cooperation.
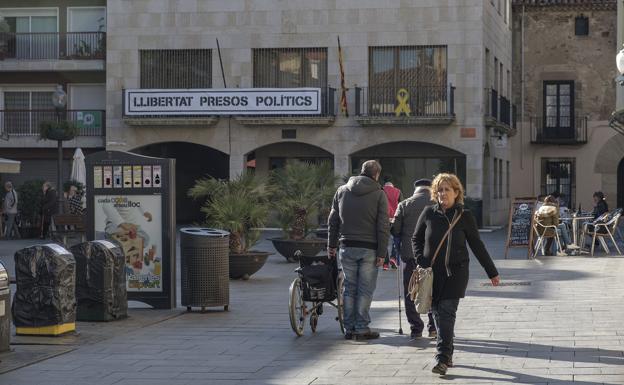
[521,5,525,172]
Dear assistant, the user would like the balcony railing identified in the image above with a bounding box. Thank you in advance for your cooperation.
[355,85,455,118]
[0,110,105,137]
[0,32,106,60]
[485,88,517,130]
[530,115,588,144]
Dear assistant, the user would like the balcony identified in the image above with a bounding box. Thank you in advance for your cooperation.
[235,87,336,126]
[0,110,105,148]
[530,116,588,145]
[355,86,455,126]
[0,32,106,71]
[485,88,517,135]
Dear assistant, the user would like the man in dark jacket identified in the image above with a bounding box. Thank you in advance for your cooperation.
[391,179,435,339]
[41,181,58,239]
[328,160,389,340]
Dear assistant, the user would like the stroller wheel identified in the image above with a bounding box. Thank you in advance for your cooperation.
[310,313,318,333]
[289,277,306,336]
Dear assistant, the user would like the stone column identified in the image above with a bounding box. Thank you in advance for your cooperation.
[229,153,245,180]
[334,154,350,181]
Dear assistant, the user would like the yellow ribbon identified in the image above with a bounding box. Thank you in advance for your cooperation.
[395,88,411,117]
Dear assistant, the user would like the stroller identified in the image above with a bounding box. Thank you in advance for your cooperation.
[288,250,344,336]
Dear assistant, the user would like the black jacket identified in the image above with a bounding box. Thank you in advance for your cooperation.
[41,188,58,217]
[592,199,608,220]
[412,203,498,301]
[328,175,389,257]
[391,186,430,262]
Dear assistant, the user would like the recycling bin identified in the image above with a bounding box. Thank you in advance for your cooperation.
[180,228,229,311]
[0,261,10,352]
[70,240,127,321]
[12,244,76,336]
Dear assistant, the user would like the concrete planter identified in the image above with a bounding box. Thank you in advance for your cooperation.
[229,251,272,280]
[270,238,326,262]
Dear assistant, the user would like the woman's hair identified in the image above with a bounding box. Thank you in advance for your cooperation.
[593,191,605,200]
[430,173,464,205]
[544,195,557,205]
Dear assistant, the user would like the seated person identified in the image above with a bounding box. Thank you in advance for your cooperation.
[535,195,573,255]
[591,191,608,220]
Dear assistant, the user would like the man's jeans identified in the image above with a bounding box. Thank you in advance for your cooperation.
[431,298,460,365]
[339,247,379,334]
[3,213,17,239]
[403,261,435,333]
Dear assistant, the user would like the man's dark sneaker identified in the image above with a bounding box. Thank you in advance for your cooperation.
[428,329,437,338]
[432,362,448,375]
[410,329,422,339]
[344,332,353,340]
[354,330,380,340]
[447,358,453,368]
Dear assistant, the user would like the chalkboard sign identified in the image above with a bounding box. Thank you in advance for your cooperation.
[505,197,537,259]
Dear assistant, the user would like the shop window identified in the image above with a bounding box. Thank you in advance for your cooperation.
[541,158,575,209]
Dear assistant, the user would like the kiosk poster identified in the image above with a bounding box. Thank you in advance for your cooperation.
[93,194,163,291]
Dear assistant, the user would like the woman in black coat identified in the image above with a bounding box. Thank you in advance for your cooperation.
[412,173,500,376]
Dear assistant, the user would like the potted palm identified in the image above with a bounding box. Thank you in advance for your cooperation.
[268,161,339,262]
[188,172,272,280]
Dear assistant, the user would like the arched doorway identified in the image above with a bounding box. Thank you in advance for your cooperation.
[618,157,624,209]
[246,142,334,177]
[351,141,466,197]
[132,142,229,223]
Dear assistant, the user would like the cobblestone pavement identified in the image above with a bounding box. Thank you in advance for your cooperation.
[0,230,623,384]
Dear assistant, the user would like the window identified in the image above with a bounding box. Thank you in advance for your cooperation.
[498,158,503,199]
[493,158,499,199]
[575,15,589,36]
[543,80,574,138]
[1,8,58,59]
[140,49,212,88]
[541,158,575,209]
[494,57,499,91]
[369,45,448,115]
[67,7,106,32]
[485,48,491,88]
[253,48,327,88]
[506,160,510,198]
[3,89,55,135]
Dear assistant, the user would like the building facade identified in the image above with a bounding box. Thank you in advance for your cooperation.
[0,0,107,187]
[511,0,621,211]
[105,0,515,224]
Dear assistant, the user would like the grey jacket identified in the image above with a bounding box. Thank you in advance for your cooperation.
[391,187,430,262]
[328,175,389,257]
[2,189,18,214]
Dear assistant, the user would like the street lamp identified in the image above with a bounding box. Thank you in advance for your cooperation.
[52,84,67,213]
[609,46,624,135]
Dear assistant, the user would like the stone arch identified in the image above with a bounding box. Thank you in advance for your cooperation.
[245,141,334,177]
[594,133,624,209]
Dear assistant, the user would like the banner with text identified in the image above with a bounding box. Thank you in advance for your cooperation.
[123,88,322,116]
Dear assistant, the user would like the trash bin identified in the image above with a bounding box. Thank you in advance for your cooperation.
[12,244,76,336]
[180,228,229,312]
[0,262,10,352]
[70,240,127,322]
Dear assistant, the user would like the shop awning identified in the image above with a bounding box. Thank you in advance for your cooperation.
[0,158,21,173]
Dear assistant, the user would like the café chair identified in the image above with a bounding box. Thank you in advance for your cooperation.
[580,210,622,257]
[532,221,563,257]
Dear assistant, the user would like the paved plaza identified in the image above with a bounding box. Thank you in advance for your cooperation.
[0,230,623,385]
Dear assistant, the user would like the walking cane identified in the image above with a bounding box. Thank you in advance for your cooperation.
[396,258,403,335]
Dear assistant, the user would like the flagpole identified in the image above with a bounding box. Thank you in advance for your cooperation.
[337,36,349,118]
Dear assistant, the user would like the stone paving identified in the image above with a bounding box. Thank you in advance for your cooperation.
[0,230,623,384]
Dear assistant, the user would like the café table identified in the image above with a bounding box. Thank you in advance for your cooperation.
[561,215,593,248]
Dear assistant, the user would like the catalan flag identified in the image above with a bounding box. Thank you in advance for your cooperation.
[337,36,349,117]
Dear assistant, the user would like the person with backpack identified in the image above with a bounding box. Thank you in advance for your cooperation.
[2,181,19,239]
[412,173,500,375]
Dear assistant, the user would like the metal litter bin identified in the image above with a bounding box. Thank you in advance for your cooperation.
[0,262,10,352]
[180,228,229,311]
